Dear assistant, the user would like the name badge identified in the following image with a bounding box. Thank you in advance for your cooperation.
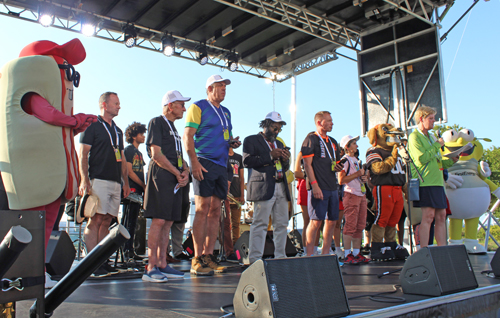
[223,129,230,141]
[114,148,122,162]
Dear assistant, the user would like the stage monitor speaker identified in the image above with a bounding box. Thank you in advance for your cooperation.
[400,245,478,296]
[45,230,76,277]
[233,255,349,318]
[491,247,500,277]
[234,231,298,265]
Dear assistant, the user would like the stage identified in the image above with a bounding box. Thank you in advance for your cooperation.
[12,252,500,317]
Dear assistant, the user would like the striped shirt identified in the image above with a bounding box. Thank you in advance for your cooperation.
[185,99,232,167]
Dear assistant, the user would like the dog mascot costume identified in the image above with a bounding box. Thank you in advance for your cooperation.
[442,128,500,254]
[0,39,96,267]
[366,124,409,261]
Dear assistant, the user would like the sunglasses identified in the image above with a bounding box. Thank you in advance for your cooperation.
[58,63,81,88]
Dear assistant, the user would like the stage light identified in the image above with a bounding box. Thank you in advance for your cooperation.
[81,22,96,37]
[161,34,175,57]
[38,5,54,27]
[122,24,137,48]
[227,52,238,72]
[196,45,208,65]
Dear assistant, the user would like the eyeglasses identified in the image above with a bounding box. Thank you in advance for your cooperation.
[58,63,81,87]
[270,125,282,133]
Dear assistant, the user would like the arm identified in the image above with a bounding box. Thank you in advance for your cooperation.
[78,144,91,196]
[408,133,442,167]
[121,151,130,198]
[370,145,399,175]
[303,156,323,200]
[126,162,146,190]
[238,166,245,203]
[150,145,188,187]
[242,137,274,168]
[294,152,305,179]
[183,127,207,181]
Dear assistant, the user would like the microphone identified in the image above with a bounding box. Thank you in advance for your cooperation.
[437,130,444,151]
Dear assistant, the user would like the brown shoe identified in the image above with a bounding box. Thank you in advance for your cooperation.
[166,254,181,263]
[203,254,227,273]
[190,256,214,276]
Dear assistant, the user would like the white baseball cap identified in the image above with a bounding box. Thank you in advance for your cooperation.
[340,135,360,148]
[265,111,286,124]
[206,74,231,89]
[162,90,191,106]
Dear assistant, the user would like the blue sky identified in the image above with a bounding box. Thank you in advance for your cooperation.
[0,0,498,169]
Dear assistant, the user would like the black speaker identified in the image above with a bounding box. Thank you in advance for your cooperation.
[400,245,478,296]
[45,230,76,277]
[234,231,298,265]
[233,256,349,318]
[491,247,500,277]
[133,214,147,255]
[182,235,195,257]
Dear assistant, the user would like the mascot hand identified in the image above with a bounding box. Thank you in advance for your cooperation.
[391,144,399,158]
[73,113,98,134]
[480,161,492,178]
[446,174,463,189]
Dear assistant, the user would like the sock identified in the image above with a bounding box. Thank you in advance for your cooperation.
[344,249,351,257]
[313,246,318,254]
[353,249,360,256]
[336,247,343,253]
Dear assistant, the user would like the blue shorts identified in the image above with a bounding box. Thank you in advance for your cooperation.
[307,189,339,221]
[192,157,228,200]
[413,186,447,209]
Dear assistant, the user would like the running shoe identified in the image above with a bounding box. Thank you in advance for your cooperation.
[354,253,370,264]
[159,265,184,278]
[142,266,168,283]
[344,253,360,265]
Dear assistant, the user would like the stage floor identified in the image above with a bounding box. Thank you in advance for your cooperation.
[14,253,499,317]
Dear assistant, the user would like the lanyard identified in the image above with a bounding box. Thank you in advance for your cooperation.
[417,128,441,161]
[207,100,228,131]
[98,117,119,148]
[316,133,336,162]
[162,115,182,155]
[261,134,277,151]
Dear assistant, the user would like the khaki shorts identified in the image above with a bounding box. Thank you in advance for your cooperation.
[91,179,121,217]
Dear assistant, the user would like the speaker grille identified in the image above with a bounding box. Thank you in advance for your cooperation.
[429,245,478,295]
[264,256,349,318]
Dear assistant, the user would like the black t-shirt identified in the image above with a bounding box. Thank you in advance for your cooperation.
[146,116,183,170]
[301,132,341,191]
[124,145,145,193]
[80,116,124,184]
[228,152,243,197]
[366,147,406,186]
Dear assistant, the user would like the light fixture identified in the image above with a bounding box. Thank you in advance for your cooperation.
[222,26,233,37]
[196,44,208,65]
[80,16,96,37]
[227,52,238,72]
[161,34,175,57]
[38,5,54,27]
[122,24,137,48]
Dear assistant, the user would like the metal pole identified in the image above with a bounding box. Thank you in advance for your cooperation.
[30,224,130,317]
[484,199,500,249]
[0,226,32,279]
[290,75,297,229]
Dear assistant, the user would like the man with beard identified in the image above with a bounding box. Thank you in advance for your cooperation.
[243,112,291,264]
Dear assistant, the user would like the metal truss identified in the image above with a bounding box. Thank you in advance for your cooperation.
[212,0,361,52]
[0,1,283,81]
[381,0,438,26]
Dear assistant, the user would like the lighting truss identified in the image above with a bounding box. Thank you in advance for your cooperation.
[212,0,362,52]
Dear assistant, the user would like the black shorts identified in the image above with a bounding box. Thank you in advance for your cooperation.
[192,157,228,200]
[413,186,447,209]
[143,162,182,221]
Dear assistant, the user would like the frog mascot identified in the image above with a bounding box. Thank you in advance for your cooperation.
[442,128,499,254]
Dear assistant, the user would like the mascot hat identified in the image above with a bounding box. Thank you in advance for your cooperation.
[19,38,86,65]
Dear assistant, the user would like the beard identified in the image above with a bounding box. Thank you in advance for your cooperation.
[264,128,277,142]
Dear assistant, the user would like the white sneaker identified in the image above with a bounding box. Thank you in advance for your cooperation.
[335,250,344,260]
[45,272,57,289]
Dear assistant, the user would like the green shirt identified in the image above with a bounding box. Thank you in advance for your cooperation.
[408,129,454,187]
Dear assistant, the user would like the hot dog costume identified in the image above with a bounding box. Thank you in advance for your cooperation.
[366,124,409,261]
[442,128,500,254]
[0,39,96,251]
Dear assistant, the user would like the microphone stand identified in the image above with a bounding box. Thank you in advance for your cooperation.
[399,142,423,255]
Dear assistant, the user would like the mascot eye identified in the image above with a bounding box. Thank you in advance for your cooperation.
[442,129,458,143]
[382,126,389,132]
[458,129,474,142]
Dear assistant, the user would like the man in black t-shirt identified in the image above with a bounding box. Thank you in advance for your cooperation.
[228,148,245,245]
[79,92,130,277]
[123,121,147,260]
[301,111,343,256]
[142,90,191,282]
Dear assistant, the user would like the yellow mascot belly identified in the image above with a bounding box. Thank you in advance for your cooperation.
[447,186,490,219]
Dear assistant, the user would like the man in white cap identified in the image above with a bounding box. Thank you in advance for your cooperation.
[142,90,190,282]
[243,111,291,264]
[184,75,241,276]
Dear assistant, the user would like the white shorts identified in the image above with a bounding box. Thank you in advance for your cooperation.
[91,179,121,217]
